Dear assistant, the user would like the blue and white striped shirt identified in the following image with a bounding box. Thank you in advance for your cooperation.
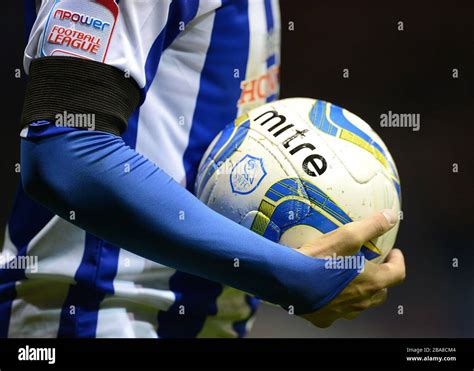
[1,0,280,338]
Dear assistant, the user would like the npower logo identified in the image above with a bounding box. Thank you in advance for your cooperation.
[53,8,111,31]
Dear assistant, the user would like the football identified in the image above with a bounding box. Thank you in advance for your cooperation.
[195,98,401,263]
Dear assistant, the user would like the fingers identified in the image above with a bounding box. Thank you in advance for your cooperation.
[355,249,406,295]
[305,316,336,329]
[370,288,388,307]
[300,244,404,329]
[302,310,338,329]
[312,209,399,258]
[375,249,406,288]
[343,312,360,320]
[343,288,388,320]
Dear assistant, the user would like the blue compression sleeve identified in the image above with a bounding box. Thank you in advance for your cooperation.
[21,124,361,315]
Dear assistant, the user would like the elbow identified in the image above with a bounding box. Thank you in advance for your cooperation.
[21,164,48,204]
[20,137,62,207]
[20,130,119,217]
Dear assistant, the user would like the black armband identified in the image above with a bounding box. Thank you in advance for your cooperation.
[21,56,141,136]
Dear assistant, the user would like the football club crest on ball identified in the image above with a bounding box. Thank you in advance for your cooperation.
[230,155,267,195]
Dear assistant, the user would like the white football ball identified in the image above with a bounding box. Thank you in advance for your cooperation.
[195,98,401,263]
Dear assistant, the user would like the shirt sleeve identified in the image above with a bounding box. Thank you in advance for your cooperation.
[23,0,172,89]
[21,123,362,315]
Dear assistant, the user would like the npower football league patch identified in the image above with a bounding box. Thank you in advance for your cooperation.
[41,0,119,62]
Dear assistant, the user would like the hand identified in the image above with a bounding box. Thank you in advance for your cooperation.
[297,210,406,328]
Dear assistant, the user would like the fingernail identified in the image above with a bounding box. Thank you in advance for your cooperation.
[382,209,398,226]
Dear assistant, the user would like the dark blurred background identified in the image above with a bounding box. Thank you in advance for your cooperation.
[1,1,473,337]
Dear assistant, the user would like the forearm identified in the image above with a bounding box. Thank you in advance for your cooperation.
[21,124,360,314]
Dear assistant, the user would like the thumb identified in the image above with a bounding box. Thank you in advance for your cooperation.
[300,209,399,258]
